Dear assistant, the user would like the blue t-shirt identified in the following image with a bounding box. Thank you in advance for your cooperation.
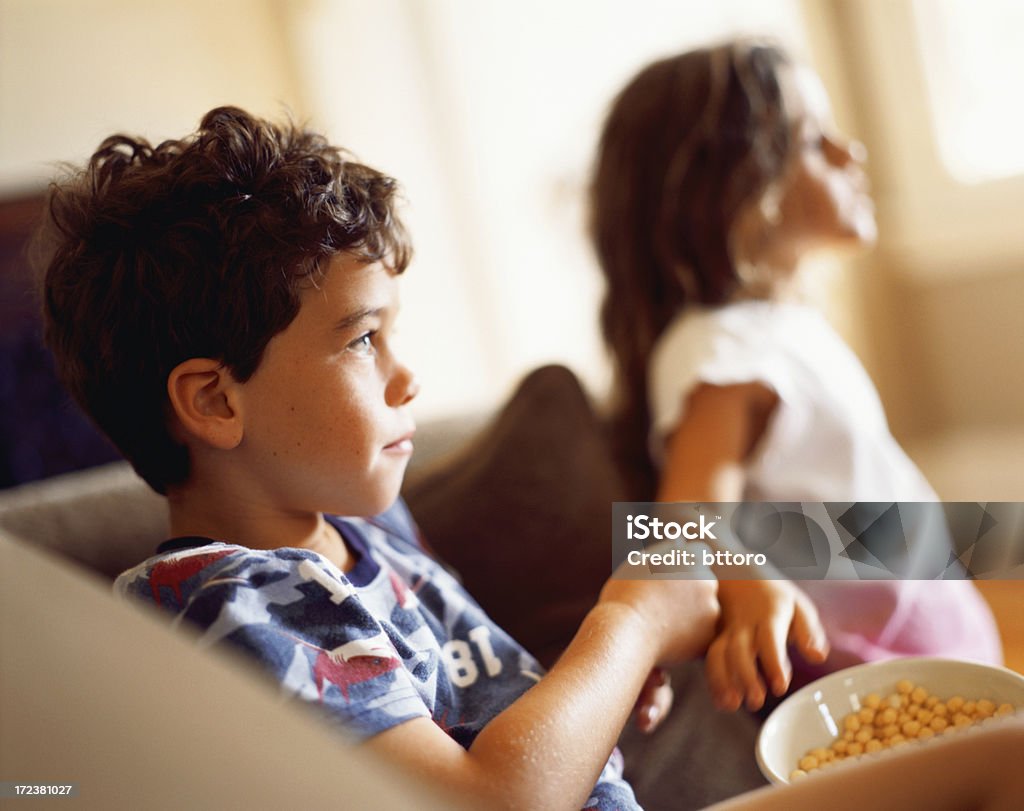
[114,499,637,810]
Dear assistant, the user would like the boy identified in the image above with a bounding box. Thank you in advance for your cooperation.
[40,106,1024,811]
[40,106,718,810]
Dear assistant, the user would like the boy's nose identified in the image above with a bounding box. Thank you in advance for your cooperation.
[387,364,420,407]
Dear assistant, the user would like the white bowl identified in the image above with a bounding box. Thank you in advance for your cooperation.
[756,657,1024,784]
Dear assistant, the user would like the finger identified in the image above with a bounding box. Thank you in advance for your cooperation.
[635,682,674,733]
[656,679,674,718]
[633,668,667,729]
[726,626,766,711]
[790,596,830,663]
[633,680,665,731]
[649,682,674,731]
[639,667,668,696]
[757,612,793,696]
[634,703,657,733]
[634,668,665,711]
[705,635,742,711]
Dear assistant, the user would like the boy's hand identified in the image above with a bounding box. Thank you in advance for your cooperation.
[705,579,828,711]
[633,667,673,733]
[600,546,719,665]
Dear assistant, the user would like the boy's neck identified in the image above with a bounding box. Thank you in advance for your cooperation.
[165,485,354,573]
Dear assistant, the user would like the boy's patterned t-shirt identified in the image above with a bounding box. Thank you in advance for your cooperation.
[114,500,638,810]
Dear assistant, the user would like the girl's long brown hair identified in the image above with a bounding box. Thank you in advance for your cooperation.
[589,41,793,497]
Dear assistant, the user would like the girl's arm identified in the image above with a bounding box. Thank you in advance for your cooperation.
[658,382,828,711]
[656,381,776,503]
[366,574,719,811]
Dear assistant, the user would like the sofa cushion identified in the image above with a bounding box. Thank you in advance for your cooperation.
[402,365,626,667]
[0,462,168,579]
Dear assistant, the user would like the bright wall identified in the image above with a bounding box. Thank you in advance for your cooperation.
[0,0,809,421]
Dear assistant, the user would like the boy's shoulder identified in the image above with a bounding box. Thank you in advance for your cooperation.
[114,541,336,613]
[114,524,441,742]
[113,499,437,614]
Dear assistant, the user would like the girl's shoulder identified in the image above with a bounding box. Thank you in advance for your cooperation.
[661,300,830,359]
[657,300,788,354]
[648,300,825,414]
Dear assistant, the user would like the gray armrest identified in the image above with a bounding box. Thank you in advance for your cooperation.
[0,462,167,578]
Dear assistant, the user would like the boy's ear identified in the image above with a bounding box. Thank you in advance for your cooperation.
[167,358,244,450]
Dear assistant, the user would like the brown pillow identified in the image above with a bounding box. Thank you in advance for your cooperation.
[402,365,627,668]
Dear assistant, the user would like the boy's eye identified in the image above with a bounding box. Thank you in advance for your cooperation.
[348,332,377,355]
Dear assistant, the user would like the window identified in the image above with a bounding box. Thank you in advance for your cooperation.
[913,0,1024,184]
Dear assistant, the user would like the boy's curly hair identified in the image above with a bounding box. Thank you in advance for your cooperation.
[39,106,411,494]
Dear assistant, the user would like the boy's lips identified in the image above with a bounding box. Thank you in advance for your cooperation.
[383,431,415,454]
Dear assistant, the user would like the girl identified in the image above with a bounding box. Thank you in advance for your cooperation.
[589,40,1002,714]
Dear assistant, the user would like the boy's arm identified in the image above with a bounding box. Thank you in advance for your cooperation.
[657,382,828,711]
[367,580,718,811]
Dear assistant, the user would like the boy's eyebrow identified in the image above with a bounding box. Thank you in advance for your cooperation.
[333,307,383,331]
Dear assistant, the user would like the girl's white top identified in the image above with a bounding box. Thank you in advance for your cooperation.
[647,300,1002,672]
[649,299,934,502]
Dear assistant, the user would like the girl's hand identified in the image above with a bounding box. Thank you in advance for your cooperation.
[705,579,828,711]
[633,667,674,733]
